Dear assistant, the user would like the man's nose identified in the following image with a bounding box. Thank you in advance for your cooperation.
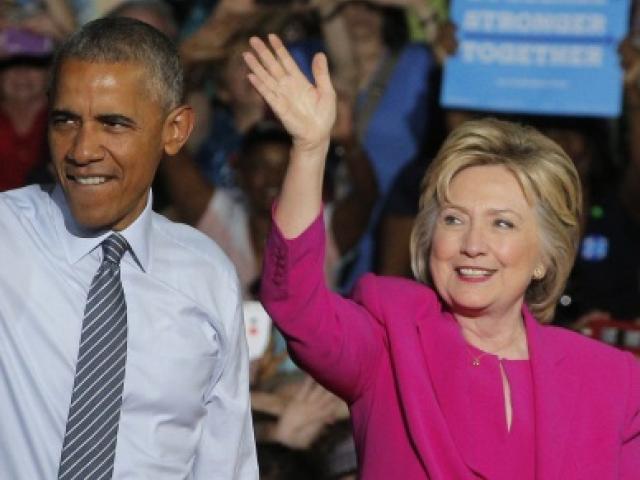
[460,222,488,257]
[68,125,103,164]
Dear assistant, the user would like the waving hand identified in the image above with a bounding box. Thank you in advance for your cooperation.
[244,34,336,153]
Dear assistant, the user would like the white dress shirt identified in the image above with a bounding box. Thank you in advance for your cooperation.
[0,185,258,479]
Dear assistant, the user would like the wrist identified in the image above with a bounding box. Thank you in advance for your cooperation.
[291,139,331,160]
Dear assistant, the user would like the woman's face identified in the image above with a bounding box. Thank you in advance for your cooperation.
[342,2,384,43]
[429,165,543,320]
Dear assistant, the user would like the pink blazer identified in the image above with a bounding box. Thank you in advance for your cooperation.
[260,213,640,479]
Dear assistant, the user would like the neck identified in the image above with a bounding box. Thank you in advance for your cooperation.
[455,304,529,360]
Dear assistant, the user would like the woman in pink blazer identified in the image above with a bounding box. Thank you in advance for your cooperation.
[244,35,640,479]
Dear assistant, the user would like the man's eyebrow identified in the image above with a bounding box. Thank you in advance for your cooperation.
[95,114,137,128]
[50,109,79,121]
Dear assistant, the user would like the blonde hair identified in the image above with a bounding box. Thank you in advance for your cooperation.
[410,118,582,323]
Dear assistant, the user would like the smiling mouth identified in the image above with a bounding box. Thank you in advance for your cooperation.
[455,267,496,278]
[67,175,109,186]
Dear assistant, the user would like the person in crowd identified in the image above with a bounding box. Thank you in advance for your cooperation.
[555,34,640,325]
[163,113,377,297]
[193,40,267,189]
[527,116,640,325]
[2,0,75,40]
[310,0,436,288]
[163,119,368,470]
[246,34,640,478]
[0,18,257,478]
[196,122,341,294]
[107,0,178,39]
[0,29,52,191]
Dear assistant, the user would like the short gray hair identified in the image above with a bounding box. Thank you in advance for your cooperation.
[50,16,183,110]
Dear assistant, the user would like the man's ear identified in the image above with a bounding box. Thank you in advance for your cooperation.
[162,105,195,156]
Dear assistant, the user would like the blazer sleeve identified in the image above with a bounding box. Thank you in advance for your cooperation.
[260,210,386,403]
[621,353,640,478]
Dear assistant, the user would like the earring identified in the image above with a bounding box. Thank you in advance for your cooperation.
[533,266,544,280]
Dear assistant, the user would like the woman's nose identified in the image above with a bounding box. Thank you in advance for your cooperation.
[460,222,488,257]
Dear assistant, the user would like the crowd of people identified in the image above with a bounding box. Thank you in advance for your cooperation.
[1,0,639,478]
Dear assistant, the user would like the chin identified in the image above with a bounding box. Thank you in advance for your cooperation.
[68,205,117,231]
[449,297,494,317]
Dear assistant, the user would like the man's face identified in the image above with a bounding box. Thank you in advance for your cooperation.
[49,60,168,231]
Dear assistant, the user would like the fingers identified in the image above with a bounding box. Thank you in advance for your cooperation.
[294,375,316,400]
[311,52,335,98]
[246,73,279,110]
[268,34,306,79]
[248,36,287,80]
[242,51,280,91]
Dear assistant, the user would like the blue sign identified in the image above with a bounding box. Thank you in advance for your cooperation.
[441,0,631,117]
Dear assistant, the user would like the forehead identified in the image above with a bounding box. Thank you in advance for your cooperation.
[446,165,532,211]
[52,59,157,109]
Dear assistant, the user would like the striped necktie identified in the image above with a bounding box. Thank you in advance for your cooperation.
[58,233,129,480]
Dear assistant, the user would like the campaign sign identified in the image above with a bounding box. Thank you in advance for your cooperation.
[441,0,631,117]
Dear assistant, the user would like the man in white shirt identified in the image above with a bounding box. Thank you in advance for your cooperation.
[0,17,258,479]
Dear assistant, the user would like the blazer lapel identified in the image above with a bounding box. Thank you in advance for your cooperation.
[415,304,495,479]
[525,310,582,480]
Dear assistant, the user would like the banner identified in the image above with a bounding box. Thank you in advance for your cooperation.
[441,0,631,117]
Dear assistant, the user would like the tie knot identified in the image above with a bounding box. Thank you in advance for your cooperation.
[102,233,129,265]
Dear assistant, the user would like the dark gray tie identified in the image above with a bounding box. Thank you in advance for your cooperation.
[58,233,129,480]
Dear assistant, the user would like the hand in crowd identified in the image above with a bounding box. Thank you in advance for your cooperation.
[269,376,345,450]
[618,34,640,103]
[244,34,336,154]
[179,0,259,63]
[433,20,458,65]
[2,0,75,40]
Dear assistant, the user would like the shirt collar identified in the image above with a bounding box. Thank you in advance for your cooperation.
[52,184,152,271]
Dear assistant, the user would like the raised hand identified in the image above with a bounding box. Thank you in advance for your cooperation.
[269,376,342,449]
[243,34,336,154]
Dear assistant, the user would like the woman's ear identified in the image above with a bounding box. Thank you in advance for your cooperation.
[162,105,195,156]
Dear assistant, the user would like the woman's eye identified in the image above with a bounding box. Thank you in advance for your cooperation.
[443,214,461,225]
[494,218,514,229]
